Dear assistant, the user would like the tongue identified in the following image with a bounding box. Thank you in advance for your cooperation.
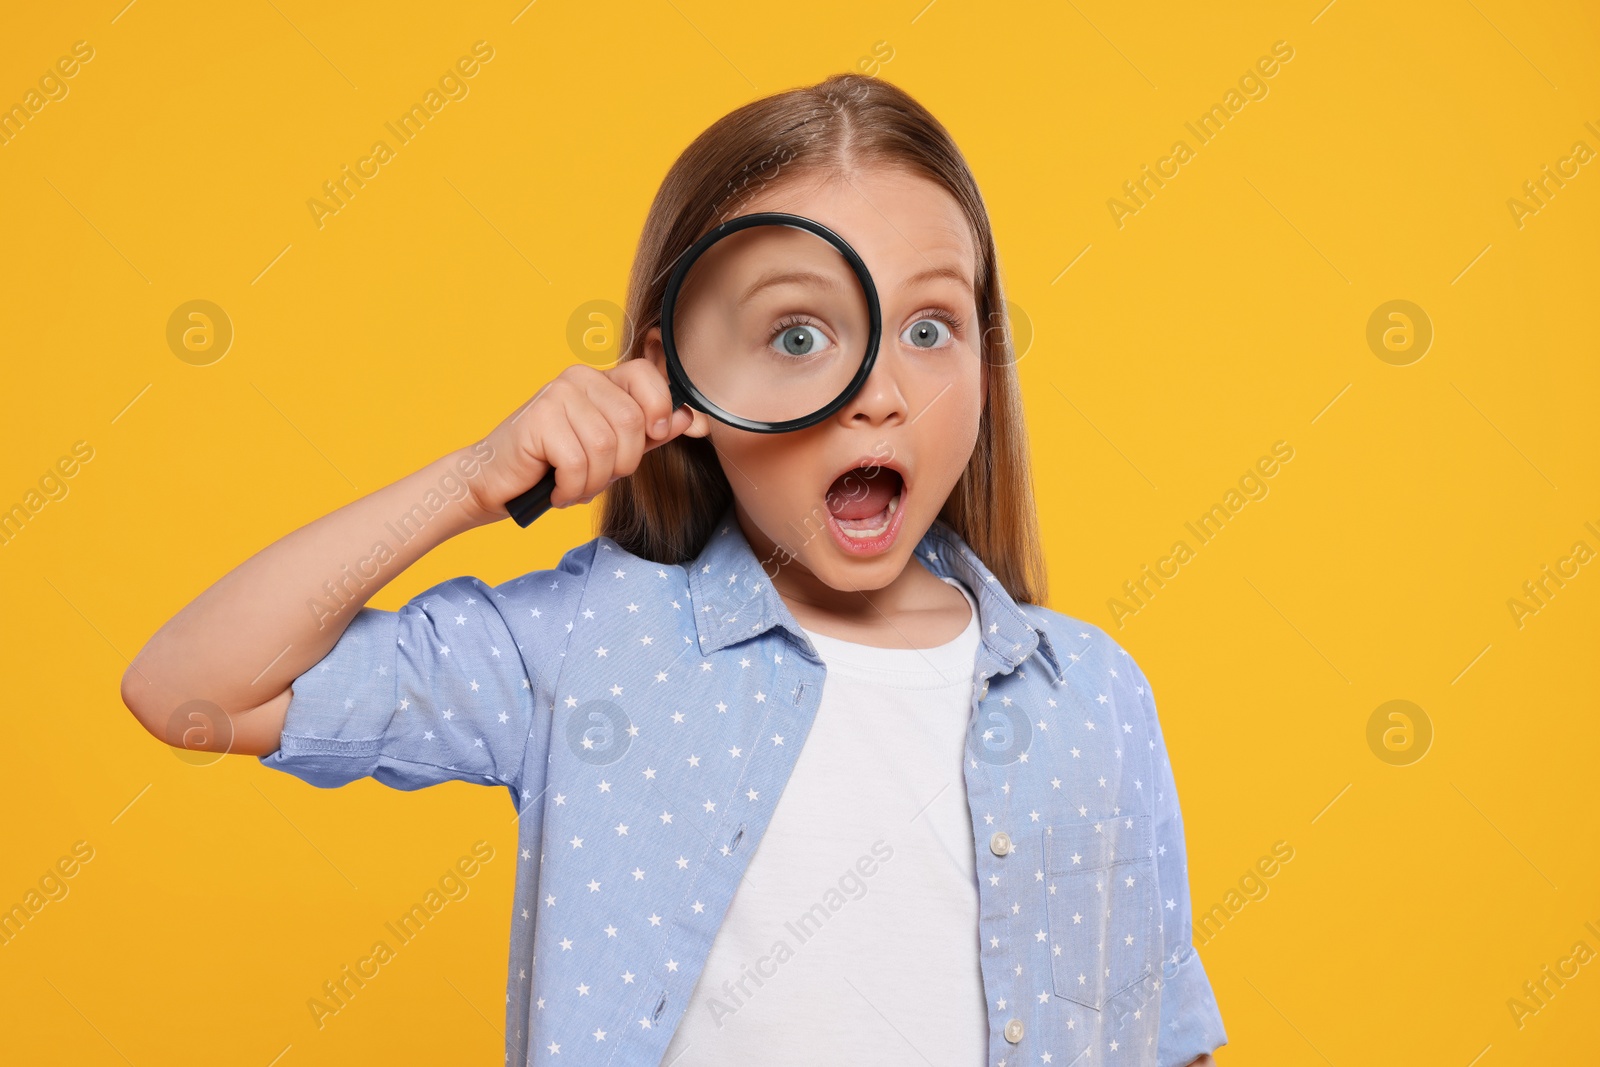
[827,468,900,521]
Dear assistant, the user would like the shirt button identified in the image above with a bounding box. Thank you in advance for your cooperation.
[978,678,989,699]
[1004,1018,1025,1043]
[990,831,1013,857]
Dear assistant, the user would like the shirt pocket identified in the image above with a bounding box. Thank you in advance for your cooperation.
[1043,814,1157,1011]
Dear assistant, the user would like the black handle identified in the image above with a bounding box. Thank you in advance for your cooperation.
[506,468,557,528]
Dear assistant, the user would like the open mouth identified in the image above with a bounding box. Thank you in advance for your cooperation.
[823,462,906,549]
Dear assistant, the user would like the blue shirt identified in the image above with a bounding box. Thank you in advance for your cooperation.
[261,502,1228,1065]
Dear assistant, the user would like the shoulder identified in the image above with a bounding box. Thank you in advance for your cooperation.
[492,534,693,616]
[398,537,623,652]
[1018,603,1156,706]
[582,535,691,591]
[491,534,623,601]
[401,536,612,619]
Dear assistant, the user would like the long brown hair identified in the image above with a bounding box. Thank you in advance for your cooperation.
[597,72,1048,607]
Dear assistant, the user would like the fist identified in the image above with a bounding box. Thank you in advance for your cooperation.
[468,359,700,520]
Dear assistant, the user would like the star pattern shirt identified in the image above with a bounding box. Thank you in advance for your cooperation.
[259,501,1228,1066]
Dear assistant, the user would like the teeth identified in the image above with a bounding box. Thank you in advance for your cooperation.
[838,491,900,540]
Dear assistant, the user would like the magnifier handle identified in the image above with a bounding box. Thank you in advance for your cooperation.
[506,469,556,528]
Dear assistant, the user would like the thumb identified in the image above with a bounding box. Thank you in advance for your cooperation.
[645,405,696,452]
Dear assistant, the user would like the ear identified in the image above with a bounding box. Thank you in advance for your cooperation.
[643,326,714,439]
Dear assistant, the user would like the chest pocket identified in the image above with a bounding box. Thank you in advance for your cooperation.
[1043,815,1157,1011]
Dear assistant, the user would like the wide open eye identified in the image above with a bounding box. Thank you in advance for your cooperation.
[901,316,954,350]
[769,319,834,358]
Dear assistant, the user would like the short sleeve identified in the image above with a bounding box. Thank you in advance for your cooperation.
[258,543,597,795]
[1127,653,1228,1066]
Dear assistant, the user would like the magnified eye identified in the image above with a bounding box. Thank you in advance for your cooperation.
[770,319,834,358]
[902,316,954,350]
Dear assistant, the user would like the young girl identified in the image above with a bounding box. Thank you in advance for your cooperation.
[124,73,1225,1067]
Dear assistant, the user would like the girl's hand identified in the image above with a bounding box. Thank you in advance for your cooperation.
[468,359,696,521]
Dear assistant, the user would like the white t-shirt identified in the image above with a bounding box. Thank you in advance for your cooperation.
[662,576,987,1066]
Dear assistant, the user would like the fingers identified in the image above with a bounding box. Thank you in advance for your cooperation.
[533,408,590,509]
[582,373,649,491]
[536,361,690,509]
[613,357,680,441]
[566,394,625,505]
[660,404,695,444]
[617,359,697,457]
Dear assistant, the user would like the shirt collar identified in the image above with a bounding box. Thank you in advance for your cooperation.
[687,503,1065,682]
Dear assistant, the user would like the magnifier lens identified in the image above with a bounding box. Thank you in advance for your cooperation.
[669,222,871,425]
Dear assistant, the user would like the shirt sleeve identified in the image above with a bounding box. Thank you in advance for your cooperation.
[1127,652,1228,1066]
[258,543,596,797]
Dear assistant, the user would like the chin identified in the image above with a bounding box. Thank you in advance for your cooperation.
[815,523,921,587]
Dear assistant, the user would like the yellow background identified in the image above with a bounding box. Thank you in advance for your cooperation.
[2,0,1596,1063]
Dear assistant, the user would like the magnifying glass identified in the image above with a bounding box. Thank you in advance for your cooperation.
[506,212,883,527]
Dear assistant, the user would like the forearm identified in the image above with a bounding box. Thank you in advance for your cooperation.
[123,443,499,724]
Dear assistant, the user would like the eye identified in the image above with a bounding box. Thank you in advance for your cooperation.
[769,318,834,358]
[900,310,961,350]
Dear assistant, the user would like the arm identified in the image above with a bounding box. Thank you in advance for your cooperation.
[121,445,502,756]
[1126,652,1228,1066]
[121,360,694,759]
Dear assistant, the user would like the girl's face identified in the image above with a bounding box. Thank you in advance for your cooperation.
[645,165,987,604]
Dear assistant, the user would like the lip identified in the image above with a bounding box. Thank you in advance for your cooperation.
[821,453,909,557]
[824,453,910,491]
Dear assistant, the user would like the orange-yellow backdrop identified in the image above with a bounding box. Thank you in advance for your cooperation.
[2,1,1596,1063]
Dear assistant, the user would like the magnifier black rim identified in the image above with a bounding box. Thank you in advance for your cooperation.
[659,211,883,435]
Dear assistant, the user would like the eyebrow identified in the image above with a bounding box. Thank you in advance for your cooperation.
[902,264,974,294]
[737,269,843,305]
[734,262,974,305]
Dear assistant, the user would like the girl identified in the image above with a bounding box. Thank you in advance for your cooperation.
[124,73,1225,1067]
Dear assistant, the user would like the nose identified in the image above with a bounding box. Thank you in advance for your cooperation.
[835,342,909,428]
